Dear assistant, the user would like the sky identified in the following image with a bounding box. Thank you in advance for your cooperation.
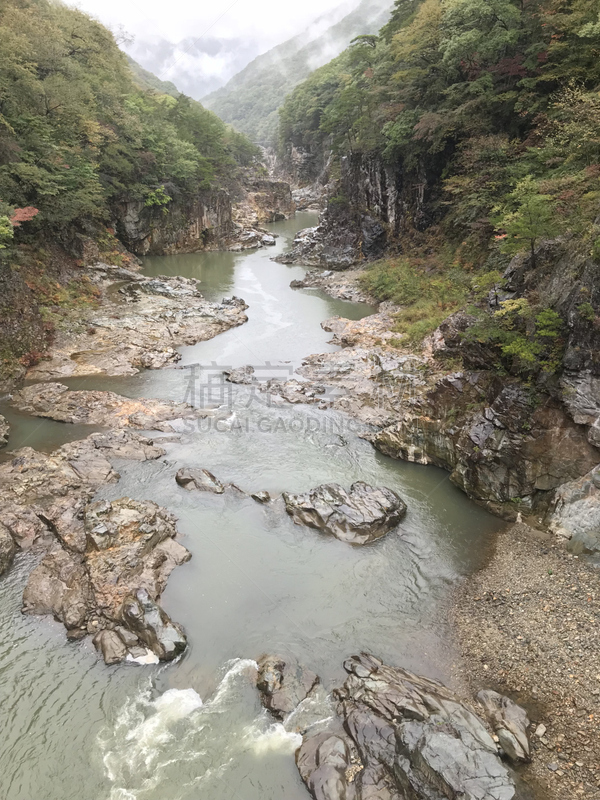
[66,0,354,98]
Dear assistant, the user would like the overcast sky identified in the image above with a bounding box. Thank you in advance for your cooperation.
[66,0,353,98]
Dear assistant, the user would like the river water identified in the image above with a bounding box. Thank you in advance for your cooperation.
[0,213,503,800]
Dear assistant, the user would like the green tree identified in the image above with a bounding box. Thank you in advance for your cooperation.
[496,177,559,266]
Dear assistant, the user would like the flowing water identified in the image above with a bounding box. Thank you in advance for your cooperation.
[0,213,503,800]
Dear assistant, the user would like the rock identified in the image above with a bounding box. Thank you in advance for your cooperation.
[295,653,520,800]
[0,522,17,576]
[224,365,255,384]
[251,491,271,504]
[282,482,407,545]
[547,464,600,554]
[477,690,530,763]
[93,629,128,665]
[12,382,204,431]
[175,467,225,494]
[121,589,187,662]
[23,546,93,634]
[0,414,9,448]
[24,272,248,381]
[290,269,373,303]
[23,496,190,661]
[535,723,547,738]
[256,655,320,719]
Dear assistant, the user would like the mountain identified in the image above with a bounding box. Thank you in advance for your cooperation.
[126,55,180,97]
[202,0,392,145]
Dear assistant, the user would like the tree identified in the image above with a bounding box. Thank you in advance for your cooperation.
[496,177,559,266]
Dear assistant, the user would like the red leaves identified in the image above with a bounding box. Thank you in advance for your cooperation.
[10,206,39,227]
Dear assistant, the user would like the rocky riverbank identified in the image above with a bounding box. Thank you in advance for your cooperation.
[452,522,600,800]
[23,269,248,381]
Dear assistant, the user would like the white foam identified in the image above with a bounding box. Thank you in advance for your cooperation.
[245,721,303,755]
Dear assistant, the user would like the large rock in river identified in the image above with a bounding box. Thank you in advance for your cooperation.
[23,497,190,662]
[282,482,406,545]
[257,654,320,720]
[294,654,523,800]
[0,522,17,576]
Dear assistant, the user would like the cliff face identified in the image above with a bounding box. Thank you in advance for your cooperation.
[116,191,234,256]
[277,151,435,267]
[116,180,295,256]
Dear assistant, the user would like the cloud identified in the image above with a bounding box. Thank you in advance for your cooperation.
[66,0,353,99]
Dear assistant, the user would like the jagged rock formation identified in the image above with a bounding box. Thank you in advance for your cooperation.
[477,690,531,764]
[256,654,320,719]
[236,179,295,225]
[283,482,407,545]
[256,653,527,800]
[24,272,248,381]
[175,467,225,494]
[23,497,189,661]
[12,382,207,431]
[275,199,386,269]
[0,430,189,664]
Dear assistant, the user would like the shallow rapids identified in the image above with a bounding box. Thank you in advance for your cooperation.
[0,213,503,799]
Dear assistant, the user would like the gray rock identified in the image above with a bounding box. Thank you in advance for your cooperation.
[283,482,407,545]
[224,365,255,384]
[93,629,128,665]
[251,491,271,504]
[175,467,225,494]
[295,654,519,800]
[0,522,17,576]
[0,414,9,448]
[257,654,320,719]
[548,464,600,554]
[477,690,530,763]
[121,589,187,662]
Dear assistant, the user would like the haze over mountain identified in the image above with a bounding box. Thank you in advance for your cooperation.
[202,0,392,144]
[65,0,356,101]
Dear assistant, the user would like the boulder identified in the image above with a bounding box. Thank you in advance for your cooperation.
[251,491,271,504]
[93,629,128,666]
[0,414,9,448]
[224,365,255,384]
[121,589,187,662]
[0,522,17,576]
[282,482,407,545]
[175,467,225,494]
[23,496,190,661]
[548,464,600,554]
[256,655,320,719]
[23,546,94,635]
[294,654,520,800]
[477,690,530,763]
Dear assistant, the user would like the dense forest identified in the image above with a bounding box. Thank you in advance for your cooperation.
[280,0,600,368]
[0,0,259,249]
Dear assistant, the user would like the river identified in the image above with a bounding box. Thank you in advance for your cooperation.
[0,213,503,800]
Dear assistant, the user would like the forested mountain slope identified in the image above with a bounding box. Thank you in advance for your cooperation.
[203,0,392,144]
[279,0,600,372]
[0,0,260,385]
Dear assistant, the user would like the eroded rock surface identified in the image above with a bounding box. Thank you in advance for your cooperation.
[25,271,248,380]
[283,482,407,545]
[547,464,600,554]
[257,655,320,719]
[294,654,521,800]
[0,414,9,448]
[175,467,225,494]
[0,522,17,576]
[477,690,530,764]
[12,382,206,431]
[23,497,190,661]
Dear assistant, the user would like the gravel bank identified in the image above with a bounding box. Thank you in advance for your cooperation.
[452,522,600,799]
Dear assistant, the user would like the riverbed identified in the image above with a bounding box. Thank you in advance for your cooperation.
[0,213,503,800]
